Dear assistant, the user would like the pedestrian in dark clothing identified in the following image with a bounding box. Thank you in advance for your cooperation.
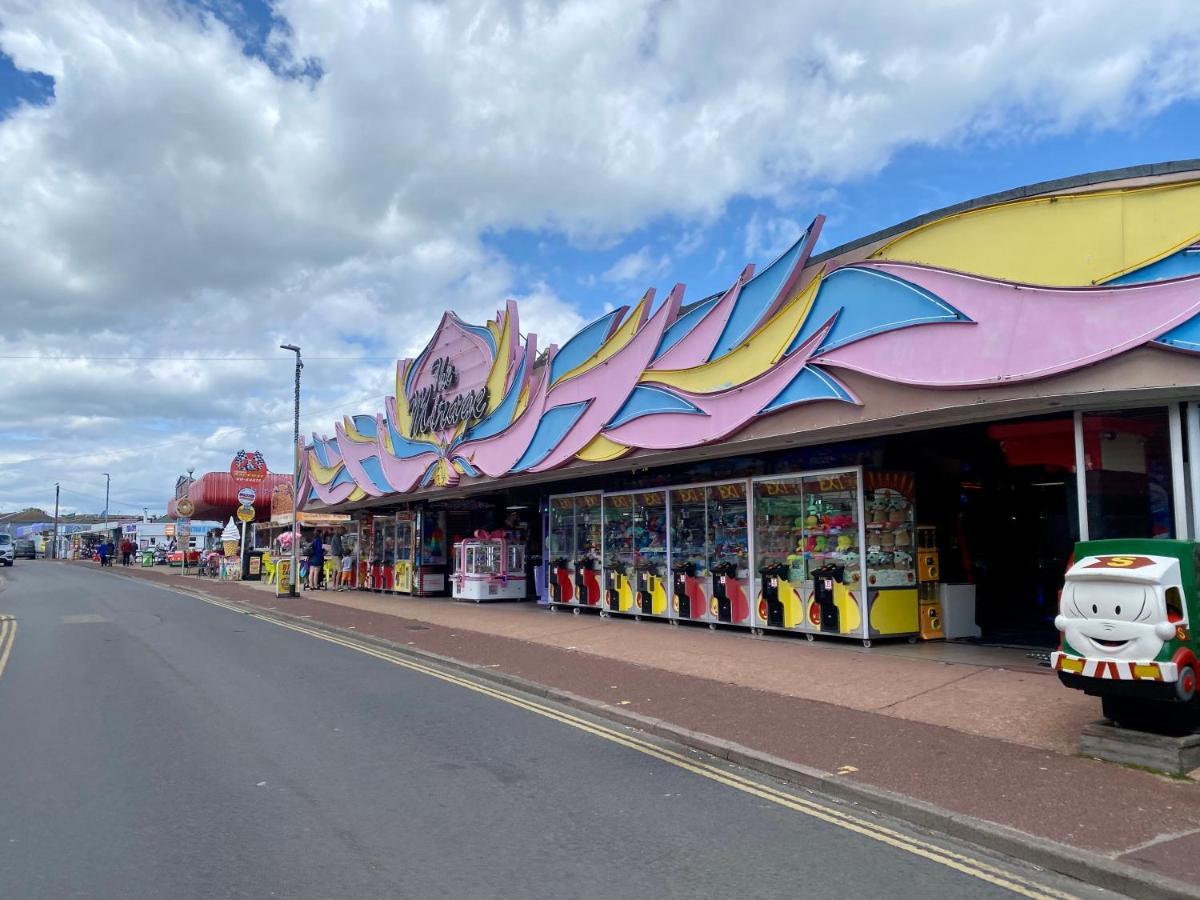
[307,532,325,589]
[97,542,109,567]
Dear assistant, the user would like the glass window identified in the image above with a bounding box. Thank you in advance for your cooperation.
[603,494,634,579]
[1082,408,1175,540]
[574,495,601,567]
[547,497,575,566]
[633,491,667,575]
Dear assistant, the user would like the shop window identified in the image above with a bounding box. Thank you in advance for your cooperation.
[1081,408,1174,540]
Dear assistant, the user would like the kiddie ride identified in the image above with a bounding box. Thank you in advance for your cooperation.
[1053,539,1200,734]
[451,531,527,602]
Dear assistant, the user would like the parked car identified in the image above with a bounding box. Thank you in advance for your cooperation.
[0,534,14,566]
[14,539,36,559]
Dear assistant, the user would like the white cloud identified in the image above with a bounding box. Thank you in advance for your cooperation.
[602,246,671,285]
[743,212,803,261]
[0,0,1198,510]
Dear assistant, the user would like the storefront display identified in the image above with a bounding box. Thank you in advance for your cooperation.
[546,493,602,609]
[452,532,527,602]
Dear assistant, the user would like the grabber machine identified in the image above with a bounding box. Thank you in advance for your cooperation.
[451,530,527,602]
[546,492,602,612]
[602,490,669,620]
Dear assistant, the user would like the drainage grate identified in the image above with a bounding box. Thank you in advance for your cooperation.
[1026,650,1052,668]
[405,624,431,631]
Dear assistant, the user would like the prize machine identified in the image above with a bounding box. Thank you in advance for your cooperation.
[601,491,669,619]
[862,472,920,643]
[353,518,370,588]
[753,470,866,640]
[916,525,944,640]
[367,515,388,590]
[412,509,448,596]
[669,482,752,627]
[394,512,415,594]
[451,530,528,602]
[545,492,602,611]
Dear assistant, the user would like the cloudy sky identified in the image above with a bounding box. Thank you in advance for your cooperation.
[1,0,1198,516]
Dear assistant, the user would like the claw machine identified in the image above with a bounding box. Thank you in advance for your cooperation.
[668,481,752,626]
[545,492,602,610]
[751,468,918,645]
[394,512,415,593]
[367,514,390,591]
[602,490,669,618]
[753,469,867,640]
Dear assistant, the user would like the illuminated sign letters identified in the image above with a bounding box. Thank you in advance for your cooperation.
[408,356,489,435]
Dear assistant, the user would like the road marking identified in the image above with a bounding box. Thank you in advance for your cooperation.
[173,589,1075,900]
[0,615,16,683]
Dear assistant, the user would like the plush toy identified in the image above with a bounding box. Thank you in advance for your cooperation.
[878,530,895,548]
[868,497,886,525]
[836,533,853,552]
[893,527,911,547]
[805,513,818,529]
[814,535,828,553]
[805,535,817,553]
[893,549,913,567]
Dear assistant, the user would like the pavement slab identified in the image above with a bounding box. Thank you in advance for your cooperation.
[98,563,1200,887]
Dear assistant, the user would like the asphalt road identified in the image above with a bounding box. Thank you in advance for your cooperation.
[0,563,1106,899]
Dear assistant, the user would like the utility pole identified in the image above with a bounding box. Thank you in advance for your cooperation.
[52,482,60,559]
[280,343,302,597]
[103,472,111,544]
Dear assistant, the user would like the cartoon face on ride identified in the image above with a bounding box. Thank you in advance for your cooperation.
[1054,555,1185,663]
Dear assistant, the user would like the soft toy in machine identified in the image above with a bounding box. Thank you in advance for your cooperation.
[1053,539,1200,732]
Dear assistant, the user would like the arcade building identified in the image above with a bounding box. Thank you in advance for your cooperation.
[298,161,1200,648]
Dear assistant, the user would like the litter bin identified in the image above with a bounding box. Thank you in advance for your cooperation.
[141,549,155,567]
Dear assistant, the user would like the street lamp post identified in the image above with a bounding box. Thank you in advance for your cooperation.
[280,344,302,597]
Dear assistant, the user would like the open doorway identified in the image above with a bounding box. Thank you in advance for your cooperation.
[884,416,1079,647]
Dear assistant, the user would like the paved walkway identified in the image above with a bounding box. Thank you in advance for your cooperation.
[92,562,1200,888]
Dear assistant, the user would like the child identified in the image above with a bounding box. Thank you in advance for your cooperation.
[340,553,354,590]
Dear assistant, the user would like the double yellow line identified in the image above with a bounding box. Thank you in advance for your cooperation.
[188,593,1075,899]
[0,615,16,683]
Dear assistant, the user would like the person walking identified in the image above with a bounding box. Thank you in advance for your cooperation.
[329,528,344,590]
[96,541,109,567]
[307,531,325,590]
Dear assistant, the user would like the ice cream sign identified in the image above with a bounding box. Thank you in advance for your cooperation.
[406,356,489,436]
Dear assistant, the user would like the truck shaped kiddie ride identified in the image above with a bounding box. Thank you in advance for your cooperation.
[1053,539,1199,732]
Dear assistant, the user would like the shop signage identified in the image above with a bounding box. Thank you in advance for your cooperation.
[270,483,293,516]
[237,487,257,506]
[176,497,195,517]
[231,449,268,482]
[123,524,137,535]
[237,505,255,523]
[407,356,489,436]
